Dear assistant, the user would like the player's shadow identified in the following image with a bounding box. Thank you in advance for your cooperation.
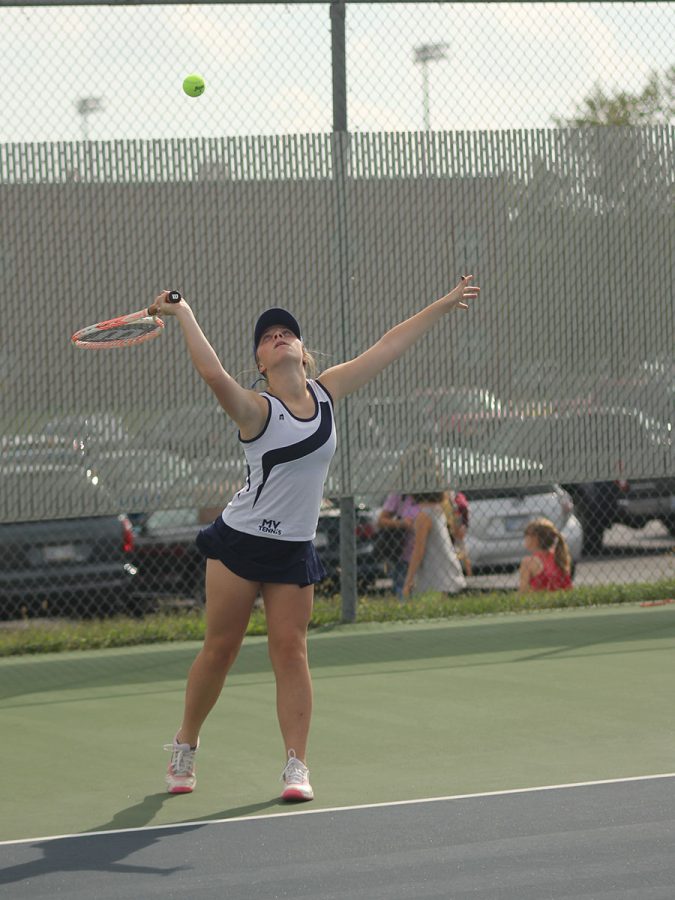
[0,792,284,888]
[95,790,285,831]
[0,823,191,887]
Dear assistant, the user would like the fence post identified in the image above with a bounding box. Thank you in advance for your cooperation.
[329,0,356,622]
[330,0,347,132]
[339,496,357,622]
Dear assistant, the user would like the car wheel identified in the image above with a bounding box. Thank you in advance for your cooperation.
[577,504,605,556]
[120,591,156,618]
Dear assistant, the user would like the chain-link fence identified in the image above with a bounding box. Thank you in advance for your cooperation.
[1,2,673,619]
[1,3,673,140]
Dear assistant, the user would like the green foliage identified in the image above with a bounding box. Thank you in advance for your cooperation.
[555,65,674,126]
[1,579,673,657]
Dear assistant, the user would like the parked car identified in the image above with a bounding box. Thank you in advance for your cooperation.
[1,413,131,483]
[486,398,673,555]
[313,498,384,594]
[615,478,675,536]
[131,507,213,603]
[555,398,673,553]
[353,387,507,455]
[86,449,199,516]
[0,465,139,618]
[592,356,673,435]
[0,434,85,469]
[143,402,227,460]
[43,413,131,452]
[454,483,582,573]
[563,477,675,554]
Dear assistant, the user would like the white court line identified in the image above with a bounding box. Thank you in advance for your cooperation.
[2,771,674,848]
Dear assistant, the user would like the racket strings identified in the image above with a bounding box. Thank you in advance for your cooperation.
[86,322,158,340]
[72,316,164,348]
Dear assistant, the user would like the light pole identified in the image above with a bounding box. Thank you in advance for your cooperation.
[413,43,448,130]
[76,97,104,141]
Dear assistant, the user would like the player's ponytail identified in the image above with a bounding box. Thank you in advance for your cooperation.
[303,348,318,378]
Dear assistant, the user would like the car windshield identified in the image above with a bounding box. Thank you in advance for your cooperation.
[2,465,118,518]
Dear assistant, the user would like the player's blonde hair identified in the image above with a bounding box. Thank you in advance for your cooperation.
[525,517,571,575]
[302,348,318,379]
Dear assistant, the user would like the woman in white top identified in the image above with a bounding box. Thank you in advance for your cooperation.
[402,492,467,598]
[152,275,479,802]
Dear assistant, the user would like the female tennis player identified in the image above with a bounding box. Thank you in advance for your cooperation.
[154,275,479,801]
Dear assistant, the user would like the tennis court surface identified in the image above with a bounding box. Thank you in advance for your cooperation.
[2,604,674,898]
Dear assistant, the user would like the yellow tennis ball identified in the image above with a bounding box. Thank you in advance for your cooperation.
[183,74,205,98]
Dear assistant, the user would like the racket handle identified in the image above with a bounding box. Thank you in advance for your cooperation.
[148,290,182,316]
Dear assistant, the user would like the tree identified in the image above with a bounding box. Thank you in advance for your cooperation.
[554,66,674,126]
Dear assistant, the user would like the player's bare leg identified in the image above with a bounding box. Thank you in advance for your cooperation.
[179,560,259,745]
[165,560,258,793]
[264,582,315,800]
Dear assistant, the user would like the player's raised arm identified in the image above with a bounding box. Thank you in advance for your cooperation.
[318,276,480,402]
[152,291,267,432]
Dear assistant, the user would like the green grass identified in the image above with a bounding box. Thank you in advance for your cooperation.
[1,578,673,657]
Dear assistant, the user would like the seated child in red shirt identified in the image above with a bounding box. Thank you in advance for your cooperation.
[518,517,573,593]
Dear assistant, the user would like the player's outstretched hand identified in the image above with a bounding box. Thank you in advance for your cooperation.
[443,275,480,312]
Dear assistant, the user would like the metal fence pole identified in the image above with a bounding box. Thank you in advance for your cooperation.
[339,496,357,621]
[330,0,347,132]
[329,0,357,623]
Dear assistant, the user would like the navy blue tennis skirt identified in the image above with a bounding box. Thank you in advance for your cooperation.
[195,515,327,587]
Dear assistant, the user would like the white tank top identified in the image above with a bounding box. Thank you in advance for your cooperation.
[221,379,337,541]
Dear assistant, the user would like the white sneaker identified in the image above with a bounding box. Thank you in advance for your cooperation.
[164,735,199,794]
[280,749,314,802]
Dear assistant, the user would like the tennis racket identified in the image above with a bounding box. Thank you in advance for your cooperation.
[71,290,182,349]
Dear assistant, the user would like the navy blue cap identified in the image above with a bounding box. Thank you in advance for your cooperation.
[253,308,302,355]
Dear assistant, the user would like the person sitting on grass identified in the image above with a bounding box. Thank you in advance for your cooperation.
[402,491,466,600]
[518,517,573,593]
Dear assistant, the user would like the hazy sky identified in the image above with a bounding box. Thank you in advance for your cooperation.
[0,2,672,142]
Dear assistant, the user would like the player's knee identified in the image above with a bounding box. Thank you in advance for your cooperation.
[202,637,241,671]
[267,633,308,670]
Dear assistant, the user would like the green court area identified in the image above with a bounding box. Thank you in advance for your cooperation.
[2,604,674,843]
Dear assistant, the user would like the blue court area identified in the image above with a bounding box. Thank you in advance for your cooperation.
[2,777,674,899]
[2,604,674,898]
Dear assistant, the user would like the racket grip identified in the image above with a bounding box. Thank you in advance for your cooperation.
[148,290,182,316]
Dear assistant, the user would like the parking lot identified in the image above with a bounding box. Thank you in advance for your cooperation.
[1,499,672,623]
